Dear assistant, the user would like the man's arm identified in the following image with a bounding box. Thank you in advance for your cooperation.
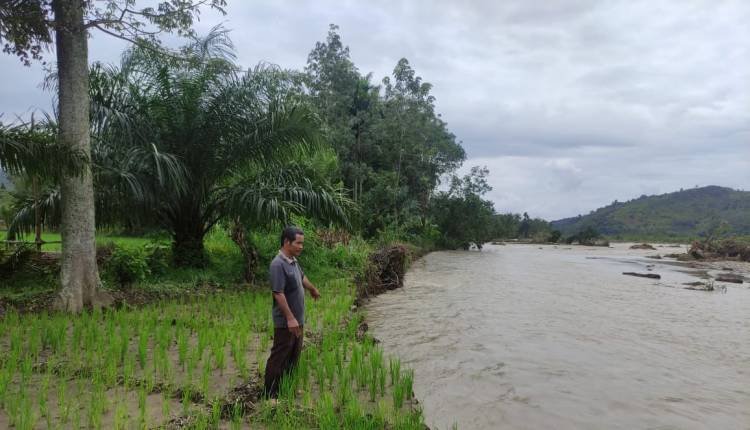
[273,292,301,337]
[302,276,320,300]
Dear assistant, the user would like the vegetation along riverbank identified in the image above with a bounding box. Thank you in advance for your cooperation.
[0,11,497,427]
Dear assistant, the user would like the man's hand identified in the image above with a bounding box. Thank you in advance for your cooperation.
[303,276,320,300]
[287,318,302,338]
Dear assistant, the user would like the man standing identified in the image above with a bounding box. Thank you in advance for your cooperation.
[264,226,320,399]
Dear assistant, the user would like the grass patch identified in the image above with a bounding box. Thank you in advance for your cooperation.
[0,227,427,428]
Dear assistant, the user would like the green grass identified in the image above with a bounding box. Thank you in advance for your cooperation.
[0,226,426,429]
[1,230,161,252]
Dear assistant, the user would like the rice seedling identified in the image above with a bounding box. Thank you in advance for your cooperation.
[88,382,106,430]
[162,389,172,421]
[201,355,211,396]
[389,357,401,386]
[181,386,192,416]
[230,402,243,430]
[316,392,337,430]
[39,372,51,423]
[210,398,222,426]
[393,379,406,410]
[138,329,149,370]
[123,354,135,389]
[138,385,148,427]
[57,383,70,423]
[114,398,129,430]
[403,369,415,400]
[177,327,189,368]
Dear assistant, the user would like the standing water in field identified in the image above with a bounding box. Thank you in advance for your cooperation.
[366,243,750,429]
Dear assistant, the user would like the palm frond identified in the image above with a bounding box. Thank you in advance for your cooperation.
[215,162,352,228]
[7,186,61,237]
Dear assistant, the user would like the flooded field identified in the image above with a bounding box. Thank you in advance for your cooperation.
[366,243,750,429]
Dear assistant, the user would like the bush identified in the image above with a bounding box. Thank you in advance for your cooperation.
[0,243,35,277]
[145,243,171,277]
[104,244,150,287]
[547,230,562,243]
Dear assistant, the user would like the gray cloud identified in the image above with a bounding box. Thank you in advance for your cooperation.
[1,0,748,220]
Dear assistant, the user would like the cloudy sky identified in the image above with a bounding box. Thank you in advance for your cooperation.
[1,0,749,220]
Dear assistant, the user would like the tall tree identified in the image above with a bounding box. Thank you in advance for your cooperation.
[98,36,349,266]
[305,24,379,206]
[0,0,225,312]
[376,58,465,232]
[430,166,496,249]
[306,26,465,236]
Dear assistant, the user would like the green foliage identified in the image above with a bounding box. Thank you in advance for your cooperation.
[564,226,602,245]
[0,243,35,276]
[547,230,562,243]
[551,186,750,240]
[430,167,495,249]
[144,243,171,277]
[305,25,465,236]
[0,1,227,66]
[103,244,150,287]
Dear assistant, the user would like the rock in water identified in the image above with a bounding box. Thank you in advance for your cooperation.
[630,243,656,250]
[622,272,661,279]
[715,274,743,284]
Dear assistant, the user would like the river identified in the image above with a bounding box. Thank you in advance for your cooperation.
[366,243,750,429]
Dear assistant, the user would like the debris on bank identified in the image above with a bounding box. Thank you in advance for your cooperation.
[687,240,750,262]
[630,243,657,250]
[359,244,408,298]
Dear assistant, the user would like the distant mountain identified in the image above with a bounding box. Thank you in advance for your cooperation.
[551,186,750,239]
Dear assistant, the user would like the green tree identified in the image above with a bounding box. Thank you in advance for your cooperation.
[96,35,349,266]
[377,58,465,231]
[305,25,380,208]
[430,166,495,249]
[305,26,465,237]
[0,0,226,312]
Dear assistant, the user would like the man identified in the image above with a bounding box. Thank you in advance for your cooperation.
[264,225,321,399]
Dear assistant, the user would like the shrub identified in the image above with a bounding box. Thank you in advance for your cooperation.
[0,243,35,277]
[547,230,562,243]
[145,243,171,277]
[104,245,150,287]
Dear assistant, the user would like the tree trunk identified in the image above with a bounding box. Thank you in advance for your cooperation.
[53,0,108,312]
[32,176,42,251]
[229,220,258,284]
[172,222,208,267]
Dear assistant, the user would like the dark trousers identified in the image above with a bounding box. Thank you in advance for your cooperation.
[264,326,304,398]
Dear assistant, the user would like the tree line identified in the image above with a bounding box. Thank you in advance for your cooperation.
[0,2,549,312]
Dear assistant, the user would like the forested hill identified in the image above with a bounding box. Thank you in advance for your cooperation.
[550,186,750,238]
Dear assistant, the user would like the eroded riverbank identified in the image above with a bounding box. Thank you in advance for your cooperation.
[366,243,750,429]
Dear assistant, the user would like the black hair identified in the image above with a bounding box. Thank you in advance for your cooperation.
[280,226,304,247]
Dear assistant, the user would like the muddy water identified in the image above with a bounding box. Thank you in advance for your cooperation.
[366,243,750,429]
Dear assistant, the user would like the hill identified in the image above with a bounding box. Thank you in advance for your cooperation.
[550,186,750,239]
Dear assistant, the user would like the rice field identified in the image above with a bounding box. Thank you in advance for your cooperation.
[0,277,425,429]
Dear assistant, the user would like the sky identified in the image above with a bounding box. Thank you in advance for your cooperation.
[1,0,749,220]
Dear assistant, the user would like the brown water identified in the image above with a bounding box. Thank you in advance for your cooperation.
[366,243,750,429]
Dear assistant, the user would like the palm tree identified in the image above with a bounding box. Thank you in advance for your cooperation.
[6,29,351,269]
[98,29,350,266]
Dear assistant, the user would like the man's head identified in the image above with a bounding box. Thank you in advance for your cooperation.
[280,226,304,257]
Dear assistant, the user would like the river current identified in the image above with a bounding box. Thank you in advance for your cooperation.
[366,243,750,429]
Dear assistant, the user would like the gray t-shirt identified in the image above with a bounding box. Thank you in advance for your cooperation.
[269,253,305,328]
